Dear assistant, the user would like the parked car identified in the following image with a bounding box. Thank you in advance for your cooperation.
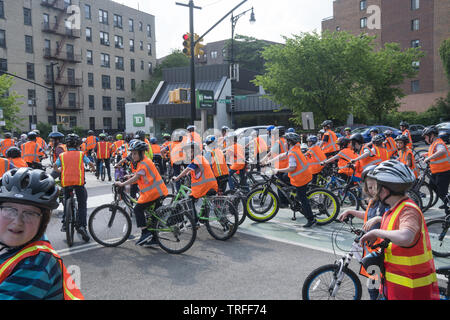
[409,124,426,142]
[349,125,402,143]
[436,122,450,144]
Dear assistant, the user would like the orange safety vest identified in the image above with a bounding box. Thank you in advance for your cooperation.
[209,148,229,178]
[228,143,246,171]
[288,143,312,187]
[80,142,87,156]
[52,144,67,163]
[36,136,47,151]
[305,145,327,175]
[151,144,161,157]
[21,141,44,163]
[96,141,111,159]
[427,138,450,174]
[0,157,9,176]
[0,240,84,300]
[374,145,390,162]
[252,136,268,158]
[273,137,289,170]
[380,199,439,300]
[355,146,381,178]
[85,135,97,151]
[384,136,397,158]
[322,130,339,154]
[190,155,218,199]
[9,157,28,168]
[402,129,413,149]
[136,157,168,203]
[59,150,85,187]
[111,140,124,155]
[170,141,185,165]
[162,141,171,159]
[0,138,15,157]
[398,148,419,178]
[337,147,357,176]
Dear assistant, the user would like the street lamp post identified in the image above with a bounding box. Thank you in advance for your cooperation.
[230,7,255,129]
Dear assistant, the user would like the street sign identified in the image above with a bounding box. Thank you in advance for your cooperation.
[133,114,145,127]
[301,112,314,130]
[196,89,214,109]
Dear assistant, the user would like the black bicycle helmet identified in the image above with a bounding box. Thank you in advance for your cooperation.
[422,126,438,137]
[350,133,364,145]
[284,132,301,144]
[321,120,333,128]
[6,146,21,158]
[371,134,384,144]
[337,137,350,148]
[4,132,12,139]
[0,167,60,210]
[65,133,81,148]
[369,128,379,134]
[394,134,409,143]
[128,140,148,152]
[27,131,37,140]
[367,160,415,194]
[48,131,65,140]
[87,130,94,135]
[399,121,409,128]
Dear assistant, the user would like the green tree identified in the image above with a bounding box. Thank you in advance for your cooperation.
[0,74,24,132]
[135,50,189,101]
[440,38,450,84]
[254,31,375,125]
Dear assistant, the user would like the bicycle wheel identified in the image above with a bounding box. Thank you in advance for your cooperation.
[302,264,362,300]
[407,189,423,210]
[88,204,132,247]
[245,187,279,223]
[205,197,239,241]
[101,161,106,181]
[331,187,359,211]
[64,197,75,247]
[154,207,197,254]
[414,149,428,171]
[414,182,433,212]
[224,189,246,225]
[426,218,450,258]
[307,188,340,226]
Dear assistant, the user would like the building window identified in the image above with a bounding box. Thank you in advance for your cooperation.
[411,80,420,93]
[147,25,152,38]
[411,39,420,48]
[100,53,110,68]
[360,17,367,29]
[102,97,111,111]
[140,60,144,70]
[115,56,124,70]
[25,35,33,53]
[116,77,124,90]
[69,116,77,128]
[67,68,75,84]
[113,14,122,28]
[115,35,123,49]
[117,97,125,111]
[23,7,32,25]
[129,39,134,52]
[140,40,143,51]
[210,51,218,59]
[360,0,367,11]
[84,4,91,20]
[68,92,76,108]
[86,50,93,64]
[0,58,6,74]
[88,72,94,87]
[89,117,95,130]
[147,43,152,56]
[100,31,109,46]
[99,9,108,25]
[101,75,111,89]
[26,63,34,80]
[0,29,4,48]
[129,18,134,32]
[411,0,420,10]
[148,62,153,74]
[0,1,4,19]
[103,117,112,130]
[86,27,92,42]
[88,95,95,109]
[131,79,136,91]
[28,89,36,106]
[411,19,420,31]
[412,61,420,70]
[130,59,135,72]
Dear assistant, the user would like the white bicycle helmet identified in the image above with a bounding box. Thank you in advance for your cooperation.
[367,160,415,193]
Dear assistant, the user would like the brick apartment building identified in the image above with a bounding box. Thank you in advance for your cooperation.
[0,0,156,132]
[322,0,450,113]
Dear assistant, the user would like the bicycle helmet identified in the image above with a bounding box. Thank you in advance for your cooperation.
[48,131,64,140]
[4,132,12,139]
[286,128,296,133]
[27,131,37,140]
[6,146,21,158]
[399,121,409,128]
[321,120,333,128]
[361,164,377,181]
[186,125,196,132]
[306,135,318,144]
[116,133,123,140]
[0,167,60,210]
[285,132,301,144]
[162,133,171,140]
[128,140,148,152]
[65,133,81,148]
[367,160,415,194]
[344,127,351,132]
[150,137,157,144]
[134,130,146,140]
[87,130,94,135]
[371,134,385,144]
[422,126,438,137]
[337,137,350,148]
[350,133,364,145]
[267,125,275,132]
[394,134,409,143]
[369,127,379,134]
[205,135,216,145]
[384,129,393,136]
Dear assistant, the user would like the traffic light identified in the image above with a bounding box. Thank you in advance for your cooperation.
[194,33,205,57]
[182,32,191,57]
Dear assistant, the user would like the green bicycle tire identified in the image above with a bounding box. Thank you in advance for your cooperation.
[307,188,340,226]
[245,187,279,222]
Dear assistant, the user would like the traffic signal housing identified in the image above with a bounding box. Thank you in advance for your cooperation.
[194,33,205,57]
[182,33,191,57]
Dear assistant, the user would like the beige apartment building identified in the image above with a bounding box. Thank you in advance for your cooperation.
[0,0,156,132]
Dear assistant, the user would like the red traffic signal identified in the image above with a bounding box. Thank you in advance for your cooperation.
[183,33,190,41]
[182,33,191,56]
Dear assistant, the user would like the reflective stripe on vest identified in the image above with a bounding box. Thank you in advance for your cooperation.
[191,155,217,187]
[289,150,310,177]
[60,151,84,187]
[322,130,338,153]
[0,240,84,300]
[428,139,450,173]
[86,136,96,150]
[22,143,39,162]
[139,160,165,197]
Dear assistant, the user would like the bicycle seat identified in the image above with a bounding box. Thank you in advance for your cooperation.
[436,266,450,277]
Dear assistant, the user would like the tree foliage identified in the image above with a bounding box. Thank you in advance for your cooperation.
[440,38,450,84]
[0,75,23,132]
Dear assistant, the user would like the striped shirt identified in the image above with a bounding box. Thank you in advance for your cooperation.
[0,236,64,300]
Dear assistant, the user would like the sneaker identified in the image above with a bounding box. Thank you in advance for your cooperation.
[303,219,317,228]
[142,237,158,248]
[136,230,153,246]
[77,227,91,242]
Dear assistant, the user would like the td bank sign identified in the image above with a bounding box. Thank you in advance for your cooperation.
[133,114,145,127]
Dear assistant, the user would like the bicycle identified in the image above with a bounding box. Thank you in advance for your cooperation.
[426,196,450,258]
[62,187,78,247]
[168,181,239,241]
[302,218,390,300]
[88,183,196,254]
[97,158,107,181]
[436,266,450,300]
[411,164,436,212]
[244,168,340,225]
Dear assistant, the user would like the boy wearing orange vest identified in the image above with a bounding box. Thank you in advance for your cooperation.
[204,135,229,194]
[273,132,316,228]
[371,134,390,162]
[0,167,84,299]
[95,133,112,181]
[395,135,419,178]
[0,132,15,157]
[304,135,327,180]
[319,120,339,156]
[322,137,358,179]
[115,140,168,246]
[5,147,27,168]
[53,134,94,242]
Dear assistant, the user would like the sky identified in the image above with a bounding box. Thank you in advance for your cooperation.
[112,0,334,59]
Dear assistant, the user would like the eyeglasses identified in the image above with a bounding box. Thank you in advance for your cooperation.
[0,206,42,224]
